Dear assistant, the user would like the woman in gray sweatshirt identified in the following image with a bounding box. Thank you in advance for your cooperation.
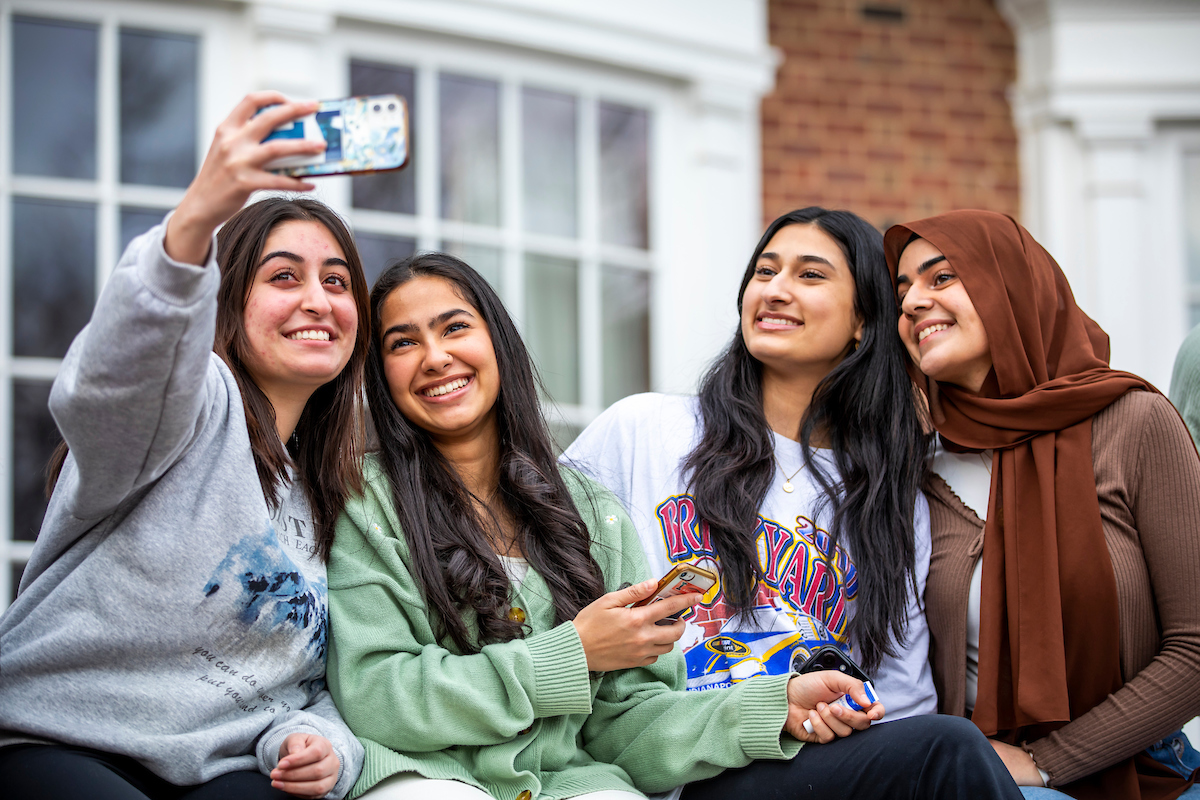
[0,92,367,799]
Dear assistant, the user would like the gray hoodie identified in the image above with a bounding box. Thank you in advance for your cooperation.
[0,221,364,798]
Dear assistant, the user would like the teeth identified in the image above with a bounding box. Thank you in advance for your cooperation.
[287,330,330,341]
[918,323,950,342]
[423,377,469,397]
[761,317,799,326]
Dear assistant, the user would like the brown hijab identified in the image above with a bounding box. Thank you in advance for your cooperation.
[884,210,1182,800]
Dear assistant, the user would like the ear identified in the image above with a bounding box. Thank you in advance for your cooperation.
[852,314,864,348]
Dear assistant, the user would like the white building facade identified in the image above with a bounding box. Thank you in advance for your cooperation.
[1000,0,1200,390]
[0,0,777,607]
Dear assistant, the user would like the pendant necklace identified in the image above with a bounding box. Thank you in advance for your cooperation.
[775,455,808,493]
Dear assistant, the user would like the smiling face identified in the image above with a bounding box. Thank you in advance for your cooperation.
[378,275,501,447]
[895,237,993,393]
[241,219,358,403]
[739,223,863,382]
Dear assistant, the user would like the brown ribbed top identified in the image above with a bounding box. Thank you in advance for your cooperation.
[924,391,1200,788]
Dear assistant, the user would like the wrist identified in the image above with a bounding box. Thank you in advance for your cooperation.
[164,203,216,265]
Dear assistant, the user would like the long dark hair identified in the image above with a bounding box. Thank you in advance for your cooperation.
[46,197,369,562]
[682,207,928,672]
[213,197,369,561]
[367,252,607,654]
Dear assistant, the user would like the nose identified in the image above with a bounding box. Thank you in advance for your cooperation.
[900,282,930,318]
[762,271,791,304]
[421,340,453,373]
[301,279,333,317]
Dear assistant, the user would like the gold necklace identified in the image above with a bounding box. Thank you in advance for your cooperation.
[775,455,808,493]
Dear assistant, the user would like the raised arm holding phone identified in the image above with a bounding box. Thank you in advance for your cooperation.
[0,93,367,800]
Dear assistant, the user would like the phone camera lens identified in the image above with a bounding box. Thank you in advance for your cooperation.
[388,102,396,111]
[373,104,382,112]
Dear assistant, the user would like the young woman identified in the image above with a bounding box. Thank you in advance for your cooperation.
[325,250,1023,800]
[0,93,367,800]
[565,207,936,720]
[889,209,1200,800]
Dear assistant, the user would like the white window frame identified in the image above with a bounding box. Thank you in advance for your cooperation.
[310,28,667,433]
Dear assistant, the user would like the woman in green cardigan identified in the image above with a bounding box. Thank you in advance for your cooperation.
[325,252,1024,800]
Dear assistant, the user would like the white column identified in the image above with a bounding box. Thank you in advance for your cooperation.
[1077,116,1157,377]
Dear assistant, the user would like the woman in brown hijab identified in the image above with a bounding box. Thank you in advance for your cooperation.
[886,209,1200,800]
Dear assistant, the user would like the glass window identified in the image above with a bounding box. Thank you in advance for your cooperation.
[599,102,649,249]
[12,198,96,359]
[356,233,417,288]
[522,88,577,238]
[524,254,579,404]
[440,74,500,225]
[9,563,24,604]
[12,380,58,542]
[351,61,417,215]
[602,266,650,405]
[12,17,98,180]
[119,28,199,188]
[441,241,503,291]
[120,207,168,256]
[1185,152,1200,329]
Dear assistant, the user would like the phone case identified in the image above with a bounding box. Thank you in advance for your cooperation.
[633,562,718,607]
[264,94,409,177]
[793,644,870,682]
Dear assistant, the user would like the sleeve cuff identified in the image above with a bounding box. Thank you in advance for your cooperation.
[257,723,324,773]
[525,622,594,717]
[136,211,220,307]
[736,673,803,760]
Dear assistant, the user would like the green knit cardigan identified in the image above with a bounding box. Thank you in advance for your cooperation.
[327,457,802,799]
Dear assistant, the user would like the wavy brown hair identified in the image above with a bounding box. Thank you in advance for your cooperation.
[48,197,368,561]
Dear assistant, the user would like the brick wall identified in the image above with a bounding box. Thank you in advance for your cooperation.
[762,0,1019,231]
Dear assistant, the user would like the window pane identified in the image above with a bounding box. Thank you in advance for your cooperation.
[356,232,416,288]
[13,380,59,542]
[120,28,198,187]
[440,74,500,225]
[12,16,98,179]
[599,103,649,249]
[602,266,650,405]
[351,61,417,215]
[524,254,578,404]
[523,88,577,238]
[441,241,502,291]
[1187,153,1200,328]
[12,198,96,358]
[120,207,167,256]
[10,562,25,603]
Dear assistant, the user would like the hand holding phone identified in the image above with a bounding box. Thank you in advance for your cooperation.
[573,579,701,673]
[785,670,883,743]
[166,92,327,265]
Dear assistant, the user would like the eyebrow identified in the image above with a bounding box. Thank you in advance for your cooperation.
[759,251,837,269]
[895,255,947,285]
[381,308,473,339]
[258,250,350,269]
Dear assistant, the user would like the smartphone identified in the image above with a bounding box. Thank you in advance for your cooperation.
[263,94,409,177]
[793,644,870,682]
[633,562,718,624]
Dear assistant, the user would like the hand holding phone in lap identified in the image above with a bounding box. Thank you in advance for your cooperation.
[573,575,705,673]
[785,669,884,744]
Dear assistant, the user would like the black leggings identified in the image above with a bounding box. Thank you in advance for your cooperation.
[0,744,292,800]
[682,715,1023,800]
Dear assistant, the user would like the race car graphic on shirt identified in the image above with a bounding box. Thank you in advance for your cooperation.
[655,493,857,691]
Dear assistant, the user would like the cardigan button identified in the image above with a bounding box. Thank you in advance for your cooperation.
[508,607,526,624]
[517,791,533,800]
[518,725,533,735]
